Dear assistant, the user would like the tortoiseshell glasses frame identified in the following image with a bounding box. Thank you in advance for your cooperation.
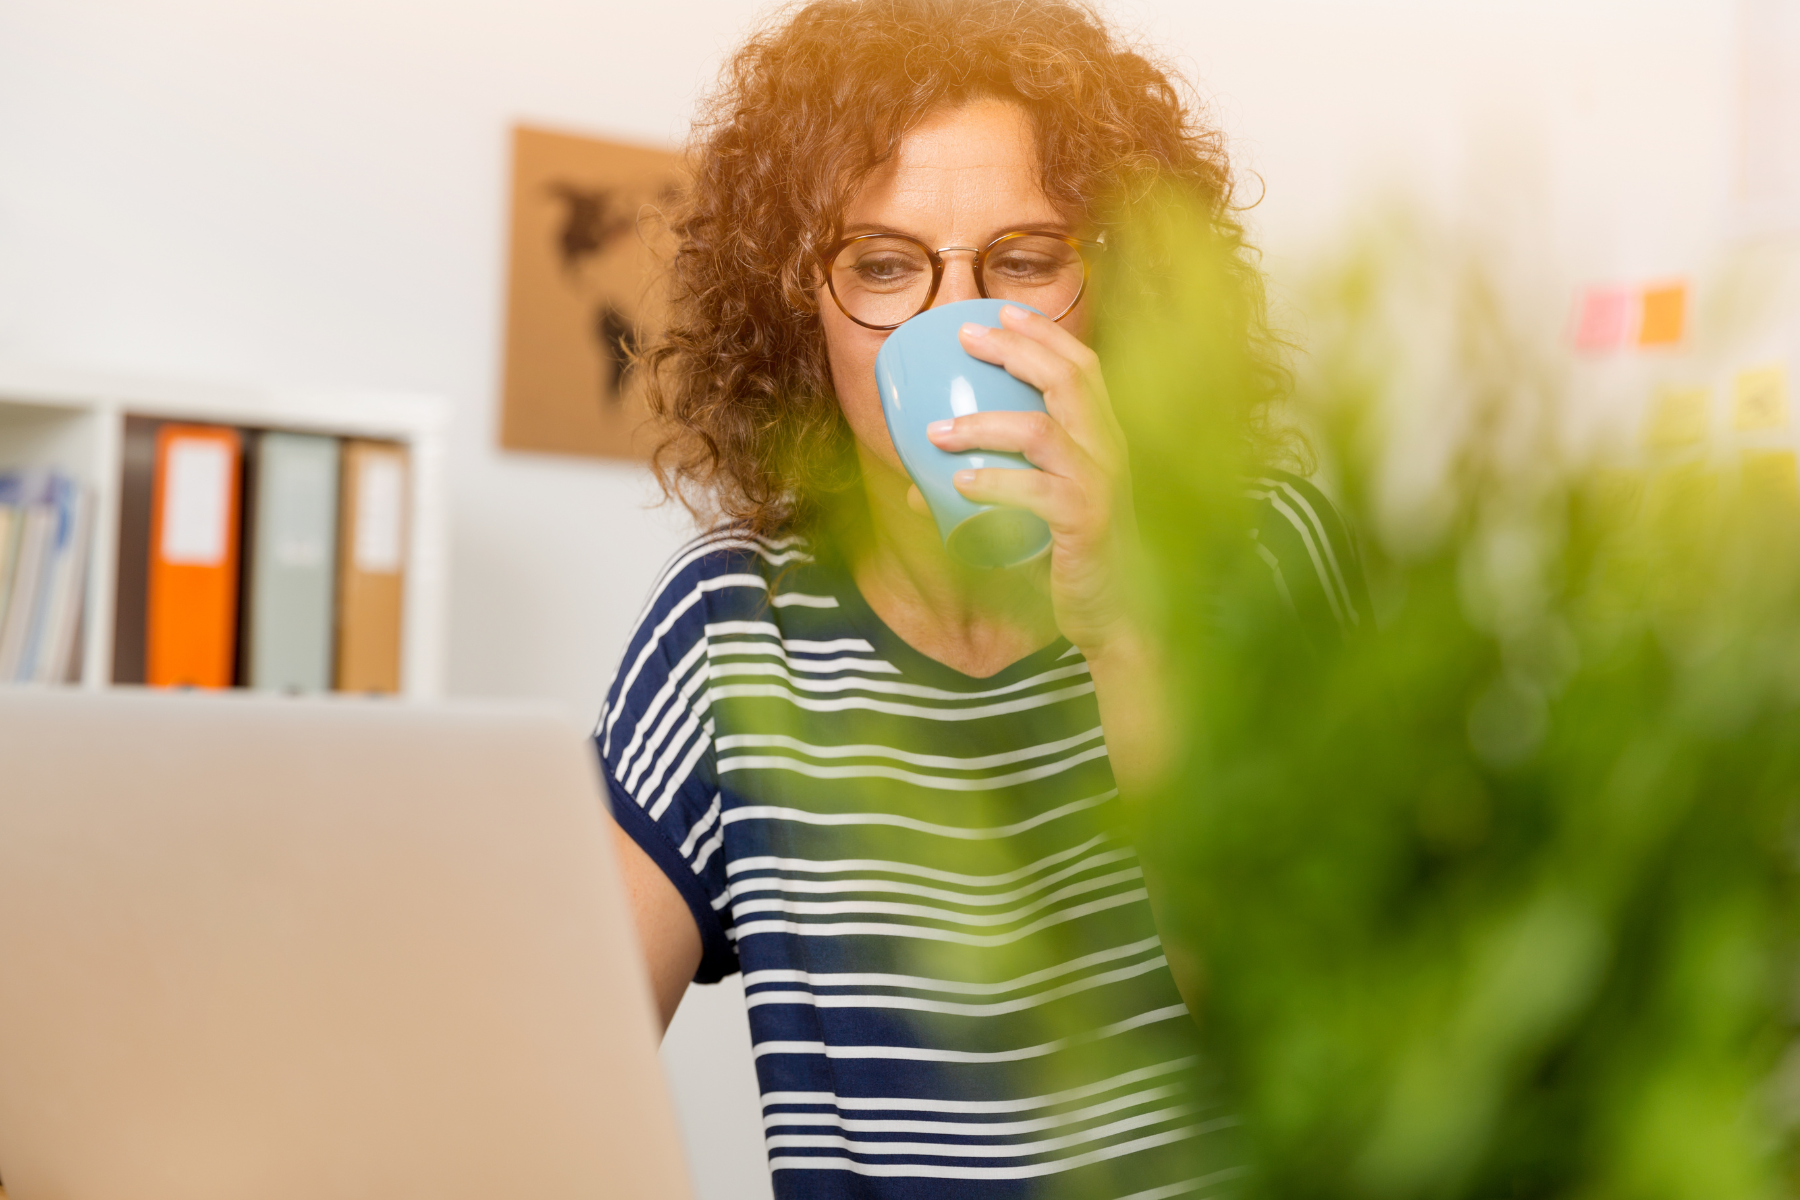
[821,229,1105,331]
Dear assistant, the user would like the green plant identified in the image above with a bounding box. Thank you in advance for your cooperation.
[1104,200,1800,1199]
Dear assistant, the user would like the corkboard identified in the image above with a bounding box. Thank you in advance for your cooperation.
[499,125,681,459]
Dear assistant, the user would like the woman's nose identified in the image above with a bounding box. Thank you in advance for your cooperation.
[932,252,982,306]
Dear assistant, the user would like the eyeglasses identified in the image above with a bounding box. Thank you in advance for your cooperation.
[822,230,1104,330]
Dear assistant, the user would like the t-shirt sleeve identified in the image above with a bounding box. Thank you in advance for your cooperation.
[1246,471,1376,647]
[594,555,739,984]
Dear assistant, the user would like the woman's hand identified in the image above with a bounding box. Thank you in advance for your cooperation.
[925,303,1141,660]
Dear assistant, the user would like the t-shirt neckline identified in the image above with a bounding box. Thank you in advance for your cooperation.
[811,545,1078,692]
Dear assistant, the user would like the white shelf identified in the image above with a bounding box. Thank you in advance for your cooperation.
[0,360,451,699]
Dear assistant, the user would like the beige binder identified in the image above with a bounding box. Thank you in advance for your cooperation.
[334,440,407,694]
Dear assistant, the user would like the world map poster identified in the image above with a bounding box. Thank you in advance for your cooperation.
[499,124,681,459]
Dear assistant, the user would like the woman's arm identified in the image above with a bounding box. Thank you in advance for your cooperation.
[1081,629,1174,800]
[609,822,702,1035]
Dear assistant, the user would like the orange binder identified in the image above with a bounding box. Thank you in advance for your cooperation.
[145,425,243,689]
[335,440,407,694]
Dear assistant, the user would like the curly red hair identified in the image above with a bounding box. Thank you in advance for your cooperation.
[644,0,1283,537]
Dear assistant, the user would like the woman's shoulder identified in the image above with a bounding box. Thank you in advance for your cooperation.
[614,524,823,663]
[1244,470,1355,549]
[600,525,808,749]
[638,524,813,607]
[599,522,833,782]
[1241,468,1375,638]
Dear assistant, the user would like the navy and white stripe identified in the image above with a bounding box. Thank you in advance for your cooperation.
[1244,470,1373,647]
[597,476,1368,1199]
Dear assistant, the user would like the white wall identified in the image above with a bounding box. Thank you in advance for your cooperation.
[0,2,1742,1197]
[1146,0,1738,272]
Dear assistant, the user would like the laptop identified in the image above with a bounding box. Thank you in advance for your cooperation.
[0,688,692,1200]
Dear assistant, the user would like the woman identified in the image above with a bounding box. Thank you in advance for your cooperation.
[599,1,1369,1195]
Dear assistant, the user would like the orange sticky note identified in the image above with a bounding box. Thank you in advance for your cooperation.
[1644,386,1710,447]
[1743,450,1799,505]
[1732,364,1789,431]
[1637,282,1687,348]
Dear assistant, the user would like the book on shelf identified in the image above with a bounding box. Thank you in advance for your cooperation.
[0,503,22,658]
[110,417,158,685]
[30,479,92,683]
[0,470,93,685]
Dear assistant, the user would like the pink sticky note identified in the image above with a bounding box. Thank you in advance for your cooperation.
[1573,287,1632,353]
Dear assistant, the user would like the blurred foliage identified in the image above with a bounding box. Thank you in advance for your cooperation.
[1099,195,1800,1199]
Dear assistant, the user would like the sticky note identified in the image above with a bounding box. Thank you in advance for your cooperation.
[1644,386,1711,448]
[1732,363,1790,431]
[1573,287,1632,353]
[1637,282,1687,348]
[1743,450,1799,505]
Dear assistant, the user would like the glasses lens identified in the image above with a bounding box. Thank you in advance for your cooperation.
[981,235,1087,317]
[830,237,934,327]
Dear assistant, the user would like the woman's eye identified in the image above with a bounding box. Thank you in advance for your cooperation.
[988,252,1058,281]
[853,256,925,286]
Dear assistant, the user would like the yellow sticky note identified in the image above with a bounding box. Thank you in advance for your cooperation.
[1637,282,1687,348]
[1743,450,1799,505]
[1732,364,1790,431]
[1644,386,1711,448]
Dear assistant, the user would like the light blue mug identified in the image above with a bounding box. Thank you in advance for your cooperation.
[873,298,1054,569]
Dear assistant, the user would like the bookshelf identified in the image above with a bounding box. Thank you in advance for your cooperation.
[0,361,450,698]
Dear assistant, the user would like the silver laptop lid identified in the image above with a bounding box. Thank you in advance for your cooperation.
[0,688,691,1200]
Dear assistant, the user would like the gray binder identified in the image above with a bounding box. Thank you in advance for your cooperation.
[245,432,340,691]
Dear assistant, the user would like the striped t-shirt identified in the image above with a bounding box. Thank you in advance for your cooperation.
[596,471,1370,1200]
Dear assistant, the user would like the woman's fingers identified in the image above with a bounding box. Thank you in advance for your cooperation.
[996,302,1102,375]
[925,409,1093,480]
[959,317,1094,416]
[958,307,1124,468]
[952,465,1095,535]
